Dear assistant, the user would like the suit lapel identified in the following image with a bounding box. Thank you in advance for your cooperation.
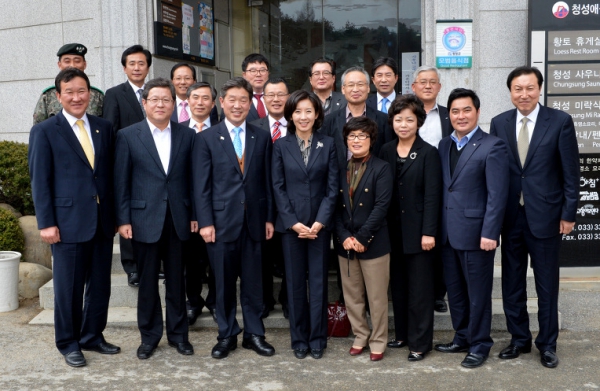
[450,128,483,184]
[525,105,550,169]
[123,82,144,118]
[217,123,243,177]
[88,116,103,171]
[503,109,521,168]
[334,109,348,159]
[55,112,93,170]
[244,125,257,177]
[137,121,167,176]
[306,133,323,171]
[352,162,374,210]
[285,135,308,175]
[167,122,183,176]
[399,136,424,178]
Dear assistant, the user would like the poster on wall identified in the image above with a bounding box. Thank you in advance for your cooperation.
[435,20,473,69]
[154,0,215,66]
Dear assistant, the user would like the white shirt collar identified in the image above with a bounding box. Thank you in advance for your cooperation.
[62,109,89,128]
[128,80,145,95]
[268,116,287,128]
[377,90,396,104]
[224,118,246,133]
[146,119,171,133]
[189,117,211,132]
[516,103,540,125]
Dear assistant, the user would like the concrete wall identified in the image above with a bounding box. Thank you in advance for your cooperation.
[422,0,529,130]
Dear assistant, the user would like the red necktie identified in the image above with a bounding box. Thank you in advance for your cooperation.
[272,121,281,142]
[254,94,267,118]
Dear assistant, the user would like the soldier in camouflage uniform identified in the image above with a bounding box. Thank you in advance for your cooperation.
[33,43,104,124]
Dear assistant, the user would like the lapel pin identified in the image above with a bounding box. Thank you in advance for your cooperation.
[252,136,255,139]
[220,136,224,140]
[410,152,417,159]
[473,143,476,146]
[96,130,99,133]
[317,141,323,149]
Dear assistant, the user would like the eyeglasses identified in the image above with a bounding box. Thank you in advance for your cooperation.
[146,98,173,105]
[311,71,332,78]
[264,93,290,100]
[343,82,369,89]
[245,68,269,75]
[416,80,439,86]
[346,134,370,141]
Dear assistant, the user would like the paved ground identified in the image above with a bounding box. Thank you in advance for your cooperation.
[1,291,599,391]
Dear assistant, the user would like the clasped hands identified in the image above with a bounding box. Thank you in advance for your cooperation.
[292,222,323,239]
[342,237,366,253]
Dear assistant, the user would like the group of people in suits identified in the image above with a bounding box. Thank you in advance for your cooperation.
[28,40,578,371]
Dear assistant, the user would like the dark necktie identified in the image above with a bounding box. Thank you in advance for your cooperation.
[254,94,267,118]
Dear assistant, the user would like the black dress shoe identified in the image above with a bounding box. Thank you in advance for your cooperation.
[310,348,324,359]
[137,343,156,360]
[408,351,425,361]
[64,351,86,367]
[387,339,408,348]
[187,308,201,325]
[293,348,308,359]
[242,334,275,356]
[168,341,194,355]
[434,299,448,313]
[540,350,559,368]
[434,342,469,353]
[127,272,140,287]
[461,353,487,368]
[211,337,237,359]
[281,304,289,319]
[81,341,121,355]
[498,343,532,359]
[209,308,217,323]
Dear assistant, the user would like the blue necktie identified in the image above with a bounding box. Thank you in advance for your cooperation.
[381,97,389,114]
[233,127,243,159]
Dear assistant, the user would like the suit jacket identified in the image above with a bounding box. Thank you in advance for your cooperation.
[28,112,115,242]
[490,104,579,238]
[272,132,338,232]
[438,127,509,251]
[319,104,396,171]
[171,104,219,125]
[193,121,274,242]
[335,156,393,260]
[438,105,453,139]
[379,136,442,254]
[102,81,145,135]
[114,120,196,243]
[326,91,348,115]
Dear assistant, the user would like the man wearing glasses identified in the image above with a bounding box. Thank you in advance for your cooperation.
[240,53,270,122]
[309,58,347,115]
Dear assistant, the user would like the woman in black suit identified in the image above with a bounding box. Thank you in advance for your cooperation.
[335,116,393,361]
[271,90,338,359]
[379,94,442,361]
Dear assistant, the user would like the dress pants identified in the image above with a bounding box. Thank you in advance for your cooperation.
[442,243,494,356]
[281,232,329,350]
[262,231,287,311]
[338,254,390,353]
[433,247,447,302]
[132,207,188,346]
[119,236,137,275]
[501,206,561,352]
[52,220,112,355]
[184,233,215,312]
[206,223,265,340]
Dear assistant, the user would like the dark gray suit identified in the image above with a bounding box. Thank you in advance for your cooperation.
[325,91,347,115]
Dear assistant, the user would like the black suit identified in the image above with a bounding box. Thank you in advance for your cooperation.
[437,105,453,139]
[324,91,347,115]
[380,136,442,353]
[102,81,146,275]
[29,112,115,355]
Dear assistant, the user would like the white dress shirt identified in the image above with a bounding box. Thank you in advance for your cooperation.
[224,119,246,153]
[252,92,268,116]
[377,91,396,112]
[515,103,540,142]
[128,80,145,102]
[189,117,211,133]
[62,110,95,154]
[268,116,288,138]
[147,119,171,173]
[175,97,192,120]
[420,104,443,148]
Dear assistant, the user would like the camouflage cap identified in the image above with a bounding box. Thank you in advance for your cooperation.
[57,43,87,58]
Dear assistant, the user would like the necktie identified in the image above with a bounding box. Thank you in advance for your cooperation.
[179,101,190,122]
[75,120,94,169]
[254,94,267,118]
[272,121,281,143]
[518,117,529,205]
[233,127,243,159]
[381,97,389,114]
[137,89,146,117]
[195,122,204,133]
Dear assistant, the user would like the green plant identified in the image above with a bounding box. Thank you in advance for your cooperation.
[0,141,34,215]
[0,208,24,254]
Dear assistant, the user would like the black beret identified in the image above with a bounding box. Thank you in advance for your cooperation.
[57,43,87,58]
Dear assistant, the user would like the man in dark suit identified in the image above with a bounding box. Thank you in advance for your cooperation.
[193,77,276,359]
[309,58,347,115]
[170,63,219,125]
[251,77,290,319]
[114,78,196,360]
[29,68,120,367]
[366,57,398,114]
[411,65,453,315]
[490,66,579,369]
[102,44,152,288]
[434,88,509,369]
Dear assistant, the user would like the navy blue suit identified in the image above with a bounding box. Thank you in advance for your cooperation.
[114,119,195,347]
[490,104,579,352]
[29,111,114,355]
[193,120,273,340]
[272,132,338,350]
[438,127,509,356]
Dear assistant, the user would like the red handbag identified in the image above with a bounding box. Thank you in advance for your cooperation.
[327,301,351,338]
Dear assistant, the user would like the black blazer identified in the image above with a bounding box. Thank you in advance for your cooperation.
[326,91,348,115]
[102,81,145,135]
[438,105,452,139]
[171,104,219,125]
[335,156,393,260]
[272,132,338,232]
[379,136,442,254]
[318,104,396,171]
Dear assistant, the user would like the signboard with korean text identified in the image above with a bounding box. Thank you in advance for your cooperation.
[154,0,215,66]
[401,52,419,95]
[435,20,472,69]
[529,0,600,266]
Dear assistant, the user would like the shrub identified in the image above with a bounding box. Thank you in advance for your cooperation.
[0,141,34,215]
[0,208,25,255]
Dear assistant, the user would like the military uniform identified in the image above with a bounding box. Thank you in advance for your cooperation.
[33,86,104,125]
